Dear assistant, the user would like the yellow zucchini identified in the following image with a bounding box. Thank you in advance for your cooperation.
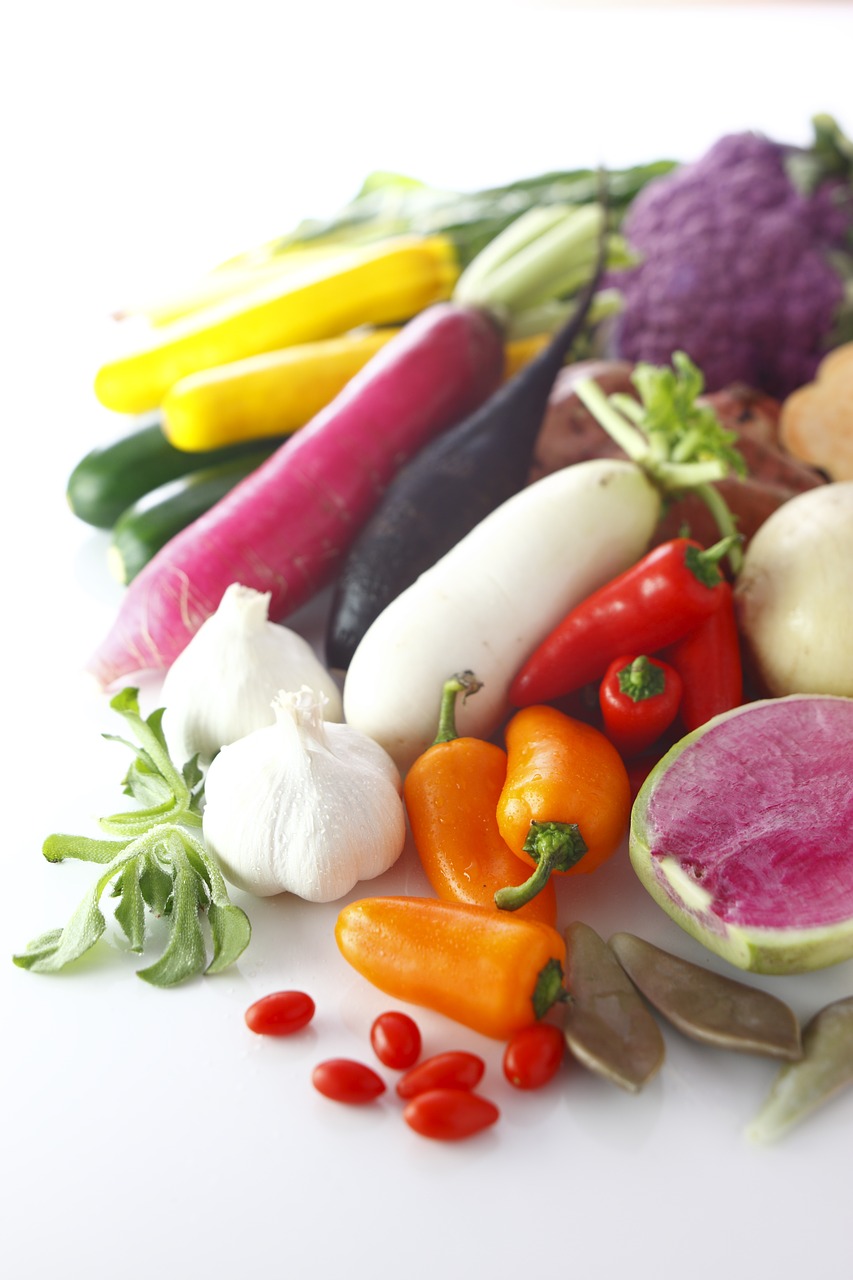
[114,242,353,327]
[94,234,459,415]
[161,328,553,453]
[162,328,402,450]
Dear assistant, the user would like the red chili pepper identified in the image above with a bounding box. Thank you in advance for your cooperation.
[599,653,683,758]
[662,581,743,731]
[510,535,736,707]
[370,1011,422,1070]
[403,1089,499,1141]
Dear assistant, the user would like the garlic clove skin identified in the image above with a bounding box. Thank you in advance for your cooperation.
[161,583,343,767]
[202,687,406,902]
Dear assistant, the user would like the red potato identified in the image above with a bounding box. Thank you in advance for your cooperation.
[86,303,504,688]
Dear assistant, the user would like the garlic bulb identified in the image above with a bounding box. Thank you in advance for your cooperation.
[161,583,343,766]
[202,686,406,901]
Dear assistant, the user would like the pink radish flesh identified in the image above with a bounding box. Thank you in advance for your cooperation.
[86,303,504,688]
[630,696,853,972]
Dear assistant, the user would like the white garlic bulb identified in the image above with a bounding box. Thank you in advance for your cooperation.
[202,687,406,901]
[161,583,343,766]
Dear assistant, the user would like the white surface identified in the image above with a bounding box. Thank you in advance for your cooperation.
[4,4,853,1278]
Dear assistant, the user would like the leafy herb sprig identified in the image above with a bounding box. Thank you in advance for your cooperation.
[13,688,251,987]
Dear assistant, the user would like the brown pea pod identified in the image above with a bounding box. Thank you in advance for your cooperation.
[609,932,802,1061]
[561,920,665,1094]
[747,995,853,1144]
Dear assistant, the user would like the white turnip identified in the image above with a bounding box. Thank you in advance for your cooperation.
[734,481,853,697]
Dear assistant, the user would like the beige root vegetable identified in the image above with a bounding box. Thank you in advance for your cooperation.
[734,482,853,696]
[779,342,853,481]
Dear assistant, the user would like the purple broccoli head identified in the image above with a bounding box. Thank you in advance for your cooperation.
[611,120,853,399]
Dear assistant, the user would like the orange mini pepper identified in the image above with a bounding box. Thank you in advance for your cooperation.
[495,704,631,910]
[335,896,567,1040]
[403,673,557,926]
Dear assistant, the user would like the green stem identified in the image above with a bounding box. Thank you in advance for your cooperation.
[692,483,744,574]
[453,203,606,318]
[531,957,570,1021]
[495,821,588,912]
[108,690,190,804]
[575,378,651,463]
[432,671,482,745]
[452,205,571,304]
[618,655,665,702]
[653,458,730,489]
[468,204,604,313]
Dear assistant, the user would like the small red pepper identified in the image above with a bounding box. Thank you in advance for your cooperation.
[510,535,736,707]
[599,653,683,757]
[662,581,743,731]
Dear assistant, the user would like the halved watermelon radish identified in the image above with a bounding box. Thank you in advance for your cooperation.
[629,695,853,974]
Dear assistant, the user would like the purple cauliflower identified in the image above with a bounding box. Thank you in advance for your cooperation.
[611,115,853,399]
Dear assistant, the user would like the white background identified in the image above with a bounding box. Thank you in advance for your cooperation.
[3,4,853,1278]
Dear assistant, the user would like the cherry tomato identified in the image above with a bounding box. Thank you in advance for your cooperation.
[396,1051,485,1100]
[244,990,315,1036]
[370,1011,422,1070]
[503,1022,565,1090]
[403,1088,499,1141]
[311,1058,386,1105]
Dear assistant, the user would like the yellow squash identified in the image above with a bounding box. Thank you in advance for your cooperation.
[94,234,459,415]
[162,328,402,450]
[161,329,553,452]
[113,243,352,328]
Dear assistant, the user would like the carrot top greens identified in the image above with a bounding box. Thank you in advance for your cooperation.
[13,688,251,987]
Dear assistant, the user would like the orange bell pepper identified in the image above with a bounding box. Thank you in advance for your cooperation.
[403,673,558,926]
[495,704,631,910]
[335,896,567,1040]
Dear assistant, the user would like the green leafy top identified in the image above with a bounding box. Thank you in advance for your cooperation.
[242,158,678,268]
[575,351,747,573]
[13,688,250,988]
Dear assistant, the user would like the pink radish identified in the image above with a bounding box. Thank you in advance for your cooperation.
[87,303,504,688]
[630,694,853,973]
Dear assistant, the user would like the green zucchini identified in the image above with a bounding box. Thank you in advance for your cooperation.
[108,448,276,584]
[67,419,286,529]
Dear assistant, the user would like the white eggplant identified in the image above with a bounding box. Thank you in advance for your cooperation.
[343,458,660,773]
[734,481,853,697]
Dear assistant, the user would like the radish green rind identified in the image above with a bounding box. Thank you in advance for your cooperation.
[629,696,853,975]
[746,996,853,1144]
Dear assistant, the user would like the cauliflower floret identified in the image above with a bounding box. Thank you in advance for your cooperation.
[612,120,853,399]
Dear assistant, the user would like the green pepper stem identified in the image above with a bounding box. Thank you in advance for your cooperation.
[432,671,482,745]
[531,957,570,1021]
[495,821,588,911]
[618,655,665,702]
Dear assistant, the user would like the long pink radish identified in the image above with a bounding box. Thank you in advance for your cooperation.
[87,303,504,688]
